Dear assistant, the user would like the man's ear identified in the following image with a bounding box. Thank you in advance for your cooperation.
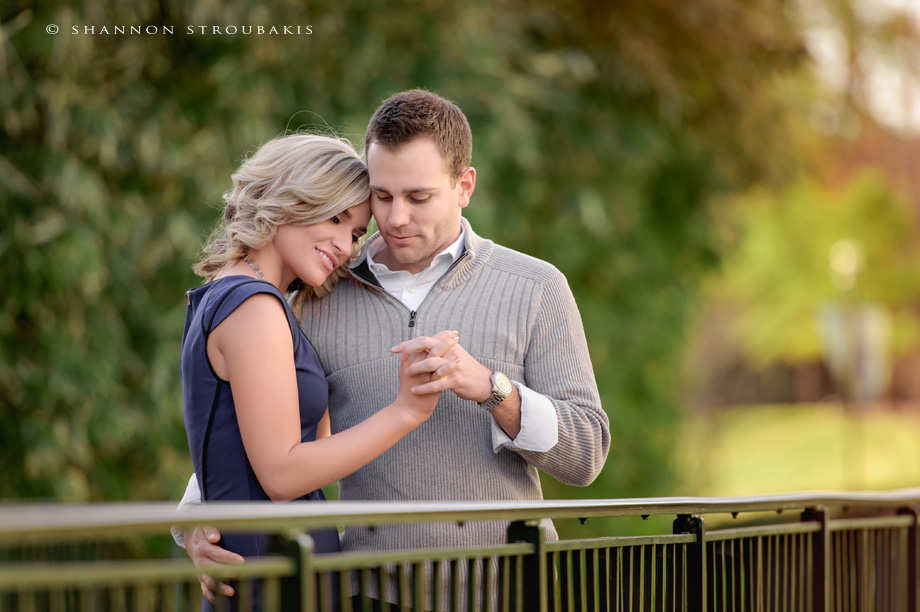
[457,167,476,209]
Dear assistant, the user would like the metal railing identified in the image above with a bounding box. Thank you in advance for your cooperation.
[1,489,919,611]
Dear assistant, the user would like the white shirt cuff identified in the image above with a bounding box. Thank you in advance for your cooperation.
[170,474,203,548]
[490,382,559,453]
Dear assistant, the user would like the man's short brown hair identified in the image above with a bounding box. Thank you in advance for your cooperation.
[365,89,472,185]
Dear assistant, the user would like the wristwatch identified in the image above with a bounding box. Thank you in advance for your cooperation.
[480,371,513,412]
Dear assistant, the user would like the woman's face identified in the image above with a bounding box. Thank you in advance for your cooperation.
[274,199,371,288]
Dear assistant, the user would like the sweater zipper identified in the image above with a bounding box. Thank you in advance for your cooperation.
[354,248,471,331]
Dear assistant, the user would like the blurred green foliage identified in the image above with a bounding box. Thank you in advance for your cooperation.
[1,0,809,518]
[713,172,920,367]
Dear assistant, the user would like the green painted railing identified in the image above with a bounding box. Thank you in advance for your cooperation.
[2,488,919,611]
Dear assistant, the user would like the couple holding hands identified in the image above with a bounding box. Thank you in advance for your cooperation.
[179,88,610,609]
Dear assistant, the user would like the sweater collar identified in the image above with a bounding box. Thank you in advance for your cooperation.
[351,217,491,289]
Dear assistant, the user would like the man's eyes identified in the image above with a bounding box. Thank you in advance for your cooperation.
[373,193,429,203]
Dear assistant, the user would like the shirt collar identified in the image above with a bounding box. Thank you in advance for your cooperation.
[367,228,465,279]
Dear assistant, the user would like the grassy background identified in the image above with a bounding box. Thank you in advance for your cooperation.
[680,403,920,498]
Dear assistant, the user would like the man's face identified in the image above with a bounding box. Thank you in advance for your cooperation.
[366,138,475,275]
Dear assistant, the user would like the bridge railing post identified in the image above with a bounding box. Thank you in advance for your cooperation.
[673,514,705,612]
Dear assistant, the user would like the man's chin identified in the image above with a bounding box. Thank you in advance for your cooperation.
[386,242,417,259]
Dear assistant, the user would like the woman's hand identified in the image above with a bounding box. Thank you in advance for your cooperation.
[392,330,494,401]
[392,330,460,423]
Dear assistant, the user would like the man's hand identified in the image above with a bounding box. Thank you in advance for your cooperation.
[392,333,524,439]
[392,334,492,401]
[185,526,244,604]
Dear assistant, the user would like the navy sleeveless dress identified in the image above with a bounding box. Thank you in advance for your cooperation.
[181,276,340,609]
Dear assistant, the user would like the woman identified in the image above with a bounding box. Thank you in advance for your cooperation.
[181,133,457,609]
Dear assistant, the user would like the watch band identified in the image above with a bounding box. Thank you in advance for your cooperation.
[480,371,512,412]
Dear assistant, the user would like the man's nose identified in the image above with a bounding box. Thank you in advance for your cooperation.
[388,198,410,227]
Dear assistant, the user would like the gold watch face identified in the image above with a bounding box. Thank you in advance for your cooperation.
[493,372,513,394]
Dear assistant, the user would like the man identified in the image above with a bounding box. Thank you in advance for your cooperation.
[178,89,610,602]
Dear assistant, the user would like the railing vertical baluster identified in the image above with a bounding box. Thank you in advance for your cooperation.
[894,525,901,612]
[264,576,280,611]
[469,557,480,612]
[803,531,809,612]
[497,555,509,612]
[238,575,252,611]
[617,546,624,612]
[854,528,860,611]
[730,538,737,612]
[849,529,857,612]
[573,548,584,612]
[50,587,63,612]
[885,526,894,612]
[638,543,646,612]
[795,532,801,611]
[657,544,665,612]
[791,532,797,610]
[785,532,792,610]
[554,551,563,612]
[514,552,523,612]
[751,537,758,612]
[862,528,871,612]
[628,547,635,612]
[834,530,841,612]
[339,571,353,612]
[587,547,598,612]
[76,586,87,612]
[114,584,127,611]
[673,515,705,612]
[413,561,427,612]
[743,537,749,612]
[357,569,370,612]
[877,528,886,612]
[894,525,902,612]
[854,528,861,612]
[739,537,746,612]
[162,580,175,612]
[805,526,813,612]
[674,544,680,612]
[719,539,726,612]
[564,550,574,612]
[433,559,445,612]
[483,558,494,612]
[18,588,31,612]
[600,547,610,612]
[753,536,760,612]
[450,558,461,612]
[769,535,776,612]
[186,580,199,612]
[834,531,848,612]
[397,562,410,609]
[850,528,866,612]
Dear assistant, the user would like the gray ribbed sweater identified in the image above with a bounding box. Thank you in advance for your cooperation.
[299,218,609,553]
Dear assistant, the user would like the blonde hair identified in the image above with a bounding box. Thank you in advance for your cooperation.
[195,133,369,315]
